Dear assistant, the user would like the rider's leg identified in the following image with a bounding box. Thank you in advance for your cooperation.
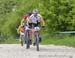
[38,30,42,42]
[19,34,21,42]
[20,31,24,42]
[31,28,36,46]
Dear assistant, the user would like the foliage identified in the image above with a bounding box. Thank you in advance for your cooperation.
[0,0,75,38]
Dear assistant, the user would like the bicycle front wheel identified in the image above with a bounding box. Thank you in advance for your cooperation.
[35,33,39,51]
[25,30,30,49]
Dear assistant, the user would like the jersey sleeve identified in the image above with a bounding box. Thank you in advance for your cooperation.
[22,15,28,20]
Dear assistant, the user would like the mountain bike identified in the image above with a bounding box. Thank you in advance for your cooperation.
[34,26,40,51]
[25,25,30,49]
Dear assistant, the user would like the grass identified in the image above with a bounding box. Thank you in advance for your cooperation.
[41,33,75,47]
[0,37,20,44]
[0,33,75,47]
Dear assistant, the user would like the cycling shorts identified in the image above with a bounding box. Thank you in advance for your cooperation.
[28,23,40,28]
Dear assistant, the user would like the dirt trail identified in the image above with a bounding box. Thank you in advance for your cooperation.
[0,44,75,58]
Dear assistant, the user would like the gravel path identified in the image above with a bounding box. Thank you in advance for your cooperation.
[0,44,75,58]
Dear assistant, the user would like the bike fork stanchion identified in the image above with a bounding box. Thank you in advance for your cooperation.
[35,32,39,51]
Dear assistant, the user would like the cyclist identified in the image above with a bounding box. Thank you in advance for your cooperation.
[17,23,25,41]
[27,9,45,45]
[21,12,32,44]
[21,12,32,25]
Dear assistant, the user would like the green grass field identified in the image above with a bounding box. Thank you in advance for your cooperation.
[0,37,20,44]
[0,34,75,47]
[41,33,75,47]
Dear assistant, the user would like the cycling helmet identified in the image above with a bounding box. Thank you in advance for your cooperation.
[33,9,39,14]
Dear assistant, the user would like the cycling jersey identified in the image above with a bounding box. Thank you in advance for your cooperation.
[29,14,42,24]
[21,15,28,24]
[23,15,28,20]
[28,14,42,28]
[18,25,25,32]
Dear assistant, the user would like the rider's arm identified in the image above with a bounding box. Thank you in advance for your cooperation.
[21,18,24,25]
[21,15,27,25]
[17,26,20,34]
[26,17,30,26]
[41,17,45,26]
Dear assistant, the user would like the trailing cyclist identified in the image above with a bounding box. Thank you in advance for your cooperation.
[17,23,25,42]
[21,12,32,25]
[21,12,32,44]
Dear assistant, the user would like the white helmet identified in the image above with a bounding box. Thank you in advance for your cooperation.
[33,9,39,14]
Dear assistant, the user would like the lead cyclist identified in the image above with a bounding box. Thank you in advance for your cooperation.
[27,9,45,45]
